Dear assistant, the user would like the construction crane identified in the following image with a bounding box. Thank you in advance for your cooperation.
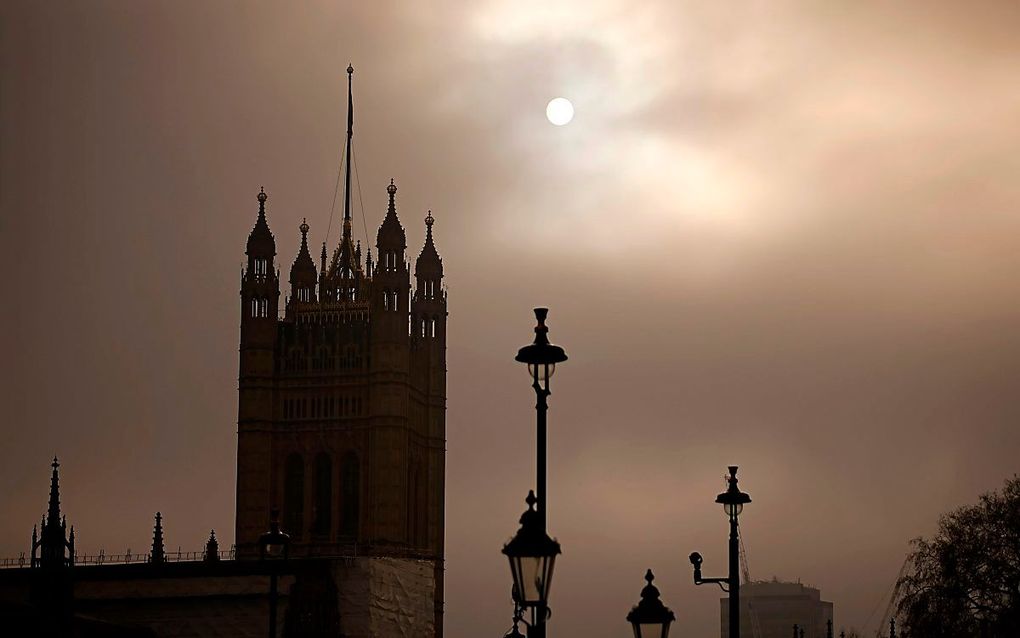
[863,554,909,637]
[875,556,909,637]
[740,534,764,638]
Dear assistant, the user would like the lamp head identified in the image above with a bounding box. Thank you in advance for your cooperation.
[515,308,568,383]
[715,466,751,518]
[688,552,703,568]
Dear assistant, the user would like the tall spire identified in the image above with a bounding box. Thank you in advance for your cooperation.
[35,457,72,569]
[330,64,360,280]
[342,64,355,240]
[150,512,166,564]
[47,457,61,527]
[344,64,354,218]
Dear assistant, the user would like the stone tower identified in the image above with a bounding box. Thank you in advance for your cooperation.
[234,66,447,633]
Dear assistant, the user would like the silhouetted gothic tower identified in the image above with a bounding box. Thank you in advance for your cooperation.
[235,66,447,629]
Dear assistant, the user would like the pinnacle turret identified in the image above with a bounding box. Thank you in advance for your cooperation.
[246,187,276,258]
[46,457,61,527]
[377,179,407,260]
[33,457,73,569]
[289,219,317,304]
[150,512,166,564]
[415,209,443,277]
[205,530,220,562]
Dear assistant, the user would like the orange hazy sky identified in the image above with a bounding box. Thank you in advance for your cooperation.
[2,1,1020,636]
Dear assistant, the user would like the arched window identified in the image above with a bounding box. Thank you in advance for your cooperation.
[340,452,360,538]
[313,452,332,536]
[284,453,304,537]
[430,317,437,338]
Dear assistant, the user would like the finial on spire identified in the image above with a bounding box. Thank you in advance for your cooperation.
[425,209,434,229]
[347,63,354,75]
[387,179,398,217]
[300,218,309,236]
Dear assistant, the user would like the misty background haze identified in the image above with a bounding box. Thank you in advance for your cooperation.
[2,1,1020,636]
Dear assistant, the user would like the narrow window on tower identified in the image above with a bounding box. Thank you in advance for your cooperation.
[284,453,304,540]
[431,317,437,338]
[340,451,360,538]
[313,452,332,536]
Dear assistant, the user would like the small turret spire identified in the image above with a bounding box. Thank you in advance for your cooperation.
[150,512,166,564]
[245,186,276,258]
[47,457,61,527]
[205,530,220,563]
[35,458,72,569]
[377,179,407,257]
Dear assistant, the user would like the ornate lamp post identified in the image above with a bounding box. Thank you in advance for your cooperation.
[689,466,751,638]
[504,307,568,637]
[258,509,290,638]
[626,570,676,638]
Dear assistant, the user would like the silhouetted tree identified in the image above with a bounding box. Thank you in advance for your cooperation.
[896,476,1020,637]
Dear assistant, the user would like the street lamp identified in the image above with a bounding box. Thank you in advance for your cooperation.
[626,569,676,638]
[506,307,568,638]
[690,466,751,638]
[258,508,290,638]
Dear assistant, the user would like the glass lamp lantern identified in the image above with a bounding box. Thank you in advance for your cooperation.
[516,308,568,386]
[626,570,676,638]
[502,491,561,609]
[715,466,751,519]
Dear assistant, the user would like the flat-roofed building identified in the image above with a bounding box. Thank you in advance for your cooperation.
[721,579,834,638]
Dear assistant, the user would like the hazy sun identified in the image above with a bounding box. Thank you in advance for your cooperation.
[546,97,574,126]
